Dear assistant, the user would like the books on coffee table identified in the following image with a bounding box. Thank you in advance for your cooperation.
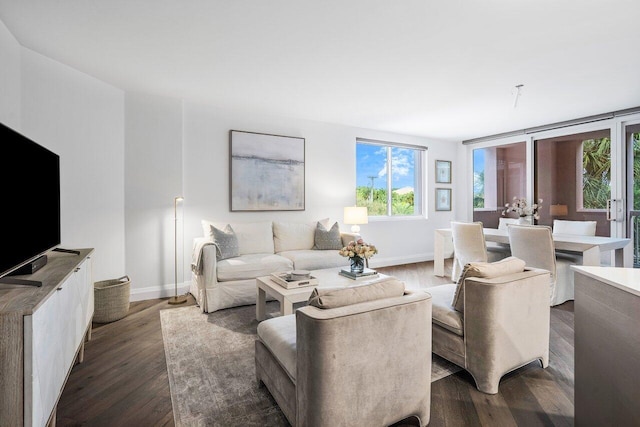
[339,268,378,280]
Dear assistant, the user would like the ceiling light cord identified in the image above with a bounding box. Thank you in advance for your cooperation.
[513,84,524,109]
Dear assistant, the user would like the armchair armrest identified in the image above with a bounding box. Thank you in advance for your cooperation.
[295,292,431,426]
[462,268,550,393]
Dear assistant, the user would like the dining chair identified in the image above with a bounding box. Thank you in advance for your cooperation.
[486,217,519,260]
[451,221,503,282]
[507,224,575,306]
[552,219,599,263]
[499,217,519,230]
[552,220,597,236]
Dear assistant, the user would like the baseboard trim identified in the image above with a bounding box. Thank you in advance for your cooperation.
[129,282,191,302]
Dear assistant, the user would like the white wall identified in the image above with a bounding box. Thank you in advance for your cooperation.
[20,48,126,283]
[455,142,471,222]
[123,98,459,299]
[182,102,459,269]
[124,93,184,300]
[0,19,21,128]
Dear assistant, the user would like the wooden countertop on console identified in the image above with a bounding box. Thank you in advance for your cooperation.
[0,248,94,315]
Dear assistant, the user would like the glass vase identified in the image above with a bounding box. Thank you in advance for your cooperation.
[350,256,365,274]
[518,216,531,225]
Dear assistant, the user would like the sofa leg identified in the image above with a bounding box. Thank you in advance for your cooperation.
[539,355,549,368]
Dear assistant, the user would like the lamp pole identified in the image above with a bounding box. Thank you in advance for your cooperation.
[169,196,187,305]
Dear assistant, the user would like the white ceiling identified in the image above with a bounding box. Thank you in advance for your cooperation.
[1,0,639,141]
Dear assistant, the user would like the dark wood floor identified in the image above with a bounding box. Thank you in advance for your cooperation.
[57,261,574,426]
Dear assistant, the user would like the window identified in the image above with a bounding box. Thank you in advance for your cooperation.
[578,135,611,210]
[355,139,425,217]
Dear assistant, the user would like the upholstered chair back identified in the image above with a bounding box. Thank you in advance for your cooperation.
[507,225,557,280]
[451,221,488,274]
[295,291,432,426]
[498,217,519,230]
[552,219,597,236]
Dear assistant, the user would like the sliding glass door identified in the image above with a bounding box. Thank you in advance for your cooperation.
[472,142,526,227]
[534,129,612,237]
[625,124,640,267]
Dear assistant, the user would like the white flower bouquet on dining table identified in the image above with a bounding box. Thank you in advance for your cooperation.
[502,197,543,220]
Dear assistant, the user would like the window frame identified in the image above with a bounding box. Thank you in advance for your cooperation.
[355,138,426,218]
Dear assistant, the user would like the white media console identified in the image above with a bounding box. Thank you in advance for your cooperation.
[0,248,94,427]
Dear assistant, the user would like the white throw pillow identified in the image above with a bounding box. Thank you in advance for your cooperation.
[273,221,315,252]
[201,219,215,238]
[273,219,330,253]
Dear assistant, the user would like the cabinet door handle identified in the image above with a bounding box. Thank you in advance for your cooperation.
[57,287,63,291]
[75,267,81,272]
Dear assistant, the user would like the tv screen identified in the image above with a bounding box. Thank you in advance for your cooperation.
[0,122,60,278]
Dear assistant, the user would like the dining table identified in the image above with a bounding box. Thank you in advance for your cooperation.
[433,227,633,277]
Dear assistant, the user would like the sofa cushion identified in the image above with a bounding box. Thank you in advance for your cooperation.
[313,221,343,250]
[273,219,330,253]
[452,256,526,312]
[427,284,464,336]
[257,314,297,380]
[278,249,346,271]
[211,224,239,260]
[273,221,315,252]
[203,220,274,255]
[308,277,405,309]
[216,253,293,282]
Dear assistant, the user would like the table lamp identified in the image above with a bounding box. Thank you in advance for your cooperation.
[344,206,368,233]
[550,204,568,217]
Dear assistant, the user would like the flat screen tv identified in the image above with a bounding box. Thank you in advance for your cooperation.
[0,122,60,279]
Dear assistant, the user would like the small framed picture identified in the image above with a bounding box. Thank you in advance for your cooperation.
[435,160,452,184]
[435,188,452,211]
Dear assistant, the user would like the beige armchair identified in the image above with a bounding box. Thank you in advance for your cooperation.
[428,265,551,394]
[255,282,432,427]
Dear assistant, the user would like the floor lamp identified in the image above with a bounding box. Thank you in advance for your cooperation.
[169,196,187,305]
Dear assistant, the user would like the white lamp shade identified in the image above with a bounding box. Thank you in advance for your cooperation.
[344,207,368,225]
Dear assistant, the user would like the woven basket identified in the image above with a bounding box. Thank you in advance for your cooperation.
[94,275,131,323]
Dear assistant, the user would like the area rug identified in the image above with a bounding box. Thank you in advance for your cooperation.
[161,302,461,427]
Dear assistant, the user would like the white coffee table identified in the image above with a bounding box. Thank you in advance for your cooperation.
[256,267,390,320]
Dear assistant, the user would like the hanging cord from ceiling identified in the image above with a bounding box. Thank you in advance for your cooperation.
[512,84,524,109]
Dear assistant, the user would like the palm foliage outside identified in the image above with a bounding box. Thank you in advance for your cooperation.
[356,186,415,215]
[473,171,485,208]
[580,134,640,210]
[633,132,640,210]
[582,137,611,209]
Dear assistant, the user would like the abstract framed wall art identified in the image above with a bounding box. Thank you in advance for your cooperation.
[435,160,452,184]
[230,130,305,211]
[435,188,452,211]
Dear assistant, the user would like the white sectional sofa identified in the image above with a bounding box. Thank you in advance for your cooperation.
[190,219,358,313]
